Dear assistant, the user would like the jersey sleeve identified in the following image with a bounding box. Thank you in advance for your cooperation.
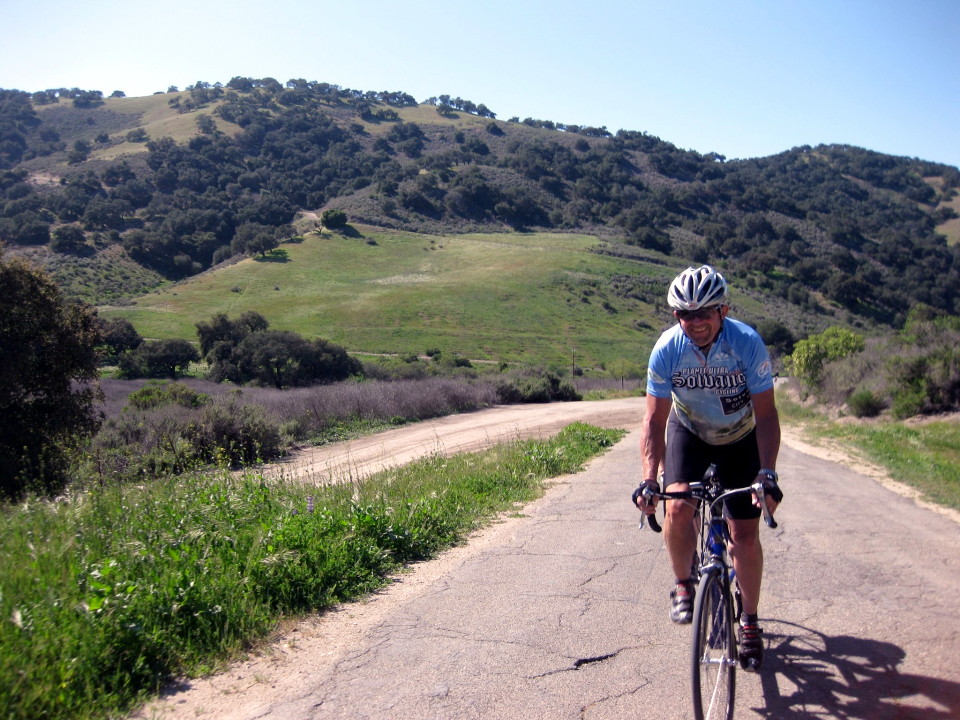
[646,336,674,398]
[743,332,775,395]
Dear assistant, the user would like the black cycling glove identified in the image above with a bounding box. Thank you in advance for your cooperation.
[631,479,660,505]
[758,470,784,503]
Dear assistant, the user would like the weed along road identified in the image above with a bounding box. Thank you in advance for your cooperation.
[138,401,960,720]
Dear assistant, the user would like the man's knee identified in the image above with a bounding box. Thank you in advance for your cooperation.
[665,495,696,524]
[728,518,761,547]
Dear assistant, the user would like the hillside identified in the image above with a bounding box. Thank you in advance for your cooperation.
[2,78,960,349]
[98,225,828,368]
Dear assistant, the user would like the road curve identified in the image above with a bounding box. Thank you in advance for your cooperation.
[262,398,645,484]
[135,400,960,720]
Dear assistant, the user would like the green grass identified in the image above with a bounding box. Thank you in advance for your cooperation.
[0,422,624,720]
[99,227,675,368]
[814,421,960,511]
[775,389,960,511]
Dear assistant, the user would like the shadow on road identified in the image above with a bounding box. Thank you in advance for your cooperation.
[752,621,959,719]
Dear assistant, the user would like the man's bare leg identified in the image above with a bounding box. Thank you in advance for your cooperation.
[728,516,765,671]
[727,517,762,615]
[664,490,698,581]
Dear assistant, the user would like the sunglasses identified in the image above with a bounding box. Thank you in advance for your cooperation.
[676,307,720,322]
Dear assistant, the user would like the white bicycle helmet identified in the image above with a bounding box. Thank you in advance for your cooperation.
[667,265,729,311]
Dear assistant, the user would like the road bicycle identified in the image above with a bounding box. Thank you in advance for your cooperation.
[639,465,777,720]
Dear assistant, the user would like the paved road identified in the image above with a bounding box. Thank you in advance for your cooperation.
[141,407,960,720]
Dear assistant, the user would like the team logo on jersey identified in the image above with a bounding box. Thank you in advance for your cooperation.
[671,367,747,394]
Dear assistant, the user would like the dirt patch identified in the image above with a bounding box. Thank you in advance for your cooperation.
[28,172,62,187]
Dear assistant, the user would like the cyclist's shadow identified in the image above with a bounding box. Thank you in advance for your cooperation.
[751,621,959,719]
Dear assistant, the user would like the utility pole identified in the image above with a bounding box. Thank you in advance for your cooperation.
[571,348,576,378]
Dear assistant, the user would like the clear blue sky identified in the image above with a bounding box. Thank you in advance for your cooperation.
[3,0,959,168]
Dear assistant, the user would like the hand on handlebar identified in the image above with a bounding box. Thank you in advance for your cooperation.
[751,471,783,528]
[750,471,782,515]
[632,479,660,515]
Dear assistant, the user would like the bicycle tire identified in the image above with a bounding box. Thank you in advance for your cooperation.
[691,568,736,720]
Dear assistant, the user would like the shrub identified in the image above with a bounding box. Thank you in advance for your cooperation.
[496,367,581,403]
[190,399,282,466]
[127,381,209,410]
[847,389,884,418]
[786,326,865,388]
[89,395,283,479]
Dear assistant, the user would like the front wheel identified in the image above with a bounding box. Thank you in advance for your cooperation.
[691,568,736,720]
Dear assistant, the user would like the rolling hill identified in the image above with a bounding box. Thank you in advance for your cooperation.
[2,78,959,364]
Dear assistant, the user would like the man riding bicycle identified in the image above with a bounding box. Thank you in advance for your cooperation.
[634,265,782,671]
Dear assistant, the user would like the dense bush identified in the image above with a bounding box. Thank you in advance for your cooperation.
[847,389,884,418]
[89,393,282,480]
[126,381,208,410]
[786,326,866,389]
[877,307,960,418]
[496,367,581,403]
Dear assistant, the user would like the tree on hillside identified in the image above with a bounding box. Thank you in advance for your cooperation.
[231,222,284,256]
[118,339,199,379]
[0,249,102,499]
[98,317,143,361]
[756,319,795,357]
[49,225,86,253]
[320,209,348,230]
[234,331,361,389]
[195,311,269,358]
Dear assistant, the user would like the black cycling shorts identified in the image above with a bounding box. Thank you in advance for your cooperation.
[663,413,761,520]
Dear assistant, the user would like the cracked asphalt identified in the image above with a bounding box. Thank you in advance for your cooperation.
[137,405,960,720]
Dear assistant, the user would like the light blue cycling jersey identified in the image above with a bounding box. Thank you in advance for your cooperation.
[646,318,774,445]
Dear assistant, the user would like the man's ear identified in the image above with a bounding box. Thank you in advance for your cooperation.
[720,305,730,319]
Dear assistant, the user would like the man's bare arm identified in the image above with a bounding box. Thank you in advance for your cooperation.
[640,394,673,482]
[751,388,780,471]
[751,388,781,513]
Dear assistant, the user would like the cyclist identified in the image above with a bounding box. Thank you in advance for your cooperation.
[634,265,782,672]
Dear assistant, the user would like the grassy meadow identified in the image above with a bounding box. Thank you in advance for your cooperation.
[100,227,677,368]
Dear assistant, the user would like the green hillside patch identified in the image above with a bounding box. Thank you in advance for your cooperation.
[99,227,674,367]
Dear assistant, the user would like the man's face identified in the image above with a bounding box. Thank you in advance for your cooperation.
[674,305,728,348]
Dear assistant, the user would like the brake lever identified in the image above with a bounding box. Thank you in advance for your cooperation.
[638,487,663,533]
[753,481,778,529]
